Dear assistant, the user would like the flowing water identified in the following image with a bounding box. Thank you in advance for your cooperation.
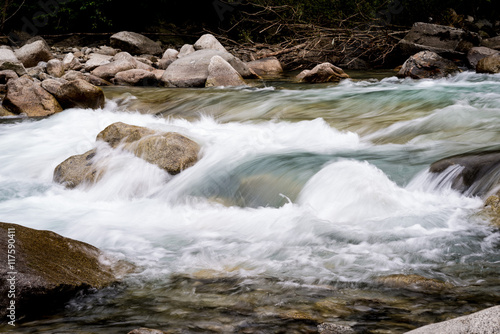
[1,71,500,333]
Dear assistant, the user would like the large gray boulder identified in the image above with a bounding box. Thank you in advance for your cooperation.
[97,122,200,175]
[476,54,500,74]
[0,222,127,319]
[467,47,498,68]
[0,49,26,76]
[112,69,159,86]
[54,79,105,110]
[247,57,283,76]
[53,149,102,188]
[429,151,500,196]
[162,49,252,87]
[2,76,62,117]
[193,34,227,52]
[405,305,500,334]
[110,31,162,55]
[206,55,246,87]
[296,62,349,83]
[395,22,480,62]
[14,39,53,68]
[397,51,458,79]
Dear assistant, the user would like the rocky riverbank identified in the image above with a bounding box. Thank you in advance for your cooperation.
[1,22,500,117]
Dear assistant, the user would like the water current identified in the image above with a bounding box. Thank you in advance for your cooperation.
[1,71,499,333]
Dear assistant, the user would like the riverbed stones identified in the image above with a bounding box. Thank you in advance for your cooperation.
[0,49,26,76]
[317,323,356,334]
[46,59,65,77]
[247,57,283,76]
[113,69,159,86]
[62,70,111,86]
[0,222,123,319]
[467,46,499,68]
[128,329,168,334]
[53,79,105,109]
[405,305,500,334]
[84,53,113,71]
[397,51,459,79]
[162,49,251,87]
[296,62,349,83]
[14,39,53,68]
[0,69,18,84]
[91,59,137,80]
[2,76,63,117]
[62,52,82,71]
[193,33,227,52]
[41,78,67,95]
[205,55,246,87]
[481,36,500,50]
[110,31,162,55]
[476,53,500,73]
[376,274,453,292]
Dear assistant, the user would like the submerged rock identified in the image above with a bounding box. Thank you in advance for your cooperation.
[318,323,356,334]
[296,62,349,83]
[53,149,103,188]
[100,125,200,175]
[0,222,128,319]
[397,51,458,79]
[376,274,453,292]
[405,305,500,334]
[429,151,500,196]
[2,76,62,117]
[54,122,200,188]
[96,122,155,148]
[128,329,168,334]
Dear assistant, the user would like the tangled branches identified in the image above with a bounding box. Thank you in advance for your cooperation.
[213,1,408,69]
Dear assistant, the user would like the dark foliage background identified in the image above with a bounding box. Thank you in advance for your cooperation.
[1,0,498,40]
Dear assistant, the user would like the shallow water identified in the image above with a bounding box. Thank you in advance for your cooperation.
[1,71,500,333]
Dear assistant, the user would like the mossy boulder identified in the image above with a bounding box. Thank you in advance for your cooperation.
[0,222,130,320]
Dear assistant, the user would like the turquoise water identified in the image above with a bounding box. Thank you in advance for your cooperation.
[0,71,499,333]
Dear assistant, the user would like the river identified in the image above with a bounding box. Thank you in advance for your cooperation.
[1,71,499,333]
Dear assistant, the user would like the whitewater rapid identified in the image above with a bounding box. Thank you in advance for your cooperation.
[0,83,497,286]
